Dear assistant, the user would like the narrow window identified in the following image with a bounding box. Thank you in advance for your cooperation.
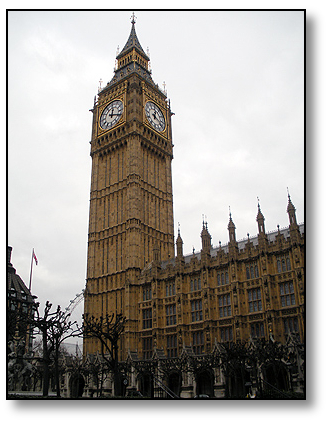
[166,304,176,325]
[248,288,262,313]
[142,308,152,329]
[191,299,203,322]
[192,331,204,354]
[282,259,286,272]
[277,259,281,273]
[219,294,231,318]
[280,282,296,307]
[167,335,177,357]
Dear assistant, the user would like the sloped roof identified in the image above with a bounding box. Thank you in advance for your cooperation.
[116,21,148,60]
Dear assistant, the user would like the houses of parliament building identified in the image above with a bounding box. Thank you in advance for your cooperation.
[83,17,304,398]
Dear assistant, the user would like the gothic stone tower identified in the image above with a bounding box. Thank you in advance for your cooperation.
[84,18,175,359]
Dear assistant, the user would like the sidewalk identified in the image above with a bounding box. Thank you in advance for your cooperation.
[8,390,57,398]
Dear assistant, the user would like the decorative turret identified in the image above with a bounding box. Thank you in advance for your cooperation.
[201,219,212,254]
[176,224,184,259]
[256,198,268,252]
[286,189,300,244]
[287,188,298,227]
[200,218,212,262]
[228,209,238,256]
[256,197,266,235]
[228,209,236,243]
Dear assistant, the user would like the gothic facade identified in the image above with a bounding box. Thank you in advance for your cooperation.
[83,19,304,398]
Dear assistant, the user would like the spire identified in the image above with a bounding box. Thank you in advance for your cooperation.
[106,13,153,89]
[256,197,265,234]
[116,13,148,61]
[201,217,212,253]
[228,207,236,243]
[287,188,297,226]
[176,223,184,259]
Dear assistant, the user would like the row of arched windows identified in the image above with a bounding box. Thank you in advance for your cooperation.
[217,271,229,286]
[277,256,291,273]
[246,264,259,280]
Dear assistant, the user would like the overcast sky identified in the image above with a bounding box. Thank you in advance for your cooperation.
[8,10,305,334]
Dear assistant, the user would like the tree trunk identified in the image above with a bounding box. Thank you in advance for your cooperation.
[55,341,60,397]
[42,328,49,397]
[113,343,121,396]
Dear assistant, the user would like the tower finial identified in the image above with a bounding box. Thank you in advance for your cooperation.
[131,12,136,25]
[257,196,261,210]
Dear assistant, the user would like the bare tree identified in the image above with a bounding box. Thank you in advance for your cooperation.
[29,301,82,397]
[83,313,126,396]
[46,305,82,397]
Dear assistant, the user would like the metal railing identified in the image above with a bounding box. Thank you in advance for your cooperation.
[153,375,180,399]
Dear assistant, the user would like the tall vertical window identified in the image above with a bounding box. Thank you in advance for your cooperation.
[190,278,201,291]
[191,300,203,322]
[284,317,299,334]
[143,337,153,360]
[220,326,233,342]
[217,271,229,286]
[251,322,265,338]
[246,264,259,279]
[143,286,152,301]
[280,282,296,307]
[248,288,262,312]
[142,308,152,329]
[277,256,291,273]
[218,294,231,317]
[192,331,204,354]
[166,304,176,326]
[166,281,176,296]
[167,335,177,358]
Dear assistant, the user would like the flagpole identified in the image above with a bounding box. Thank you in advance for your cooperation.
[29,248,34,292]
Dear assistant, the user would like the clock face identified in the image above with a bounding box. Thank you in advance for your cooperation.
[145,101,166,132]
[100,100,123,130]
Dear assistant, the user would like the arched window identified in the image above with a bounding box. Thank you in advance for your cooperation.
[246,267,250,279]
[255,265,259,278]
[286,257,291,271]
[250,266,254,279]
[225,272,229,284]
[282,259,286,272]
[217,274,221,286]
[277,260,281,273]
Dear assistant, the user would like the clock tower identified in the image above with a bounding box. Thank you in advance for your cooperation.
[84,17,175,358]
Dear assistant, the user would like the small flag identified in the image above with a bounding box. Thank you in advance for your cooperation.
[33,250,38,265]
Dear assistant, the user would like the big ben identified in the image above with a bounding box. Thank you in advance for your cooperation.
[83,14,304,398]
[84,16,175,358]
